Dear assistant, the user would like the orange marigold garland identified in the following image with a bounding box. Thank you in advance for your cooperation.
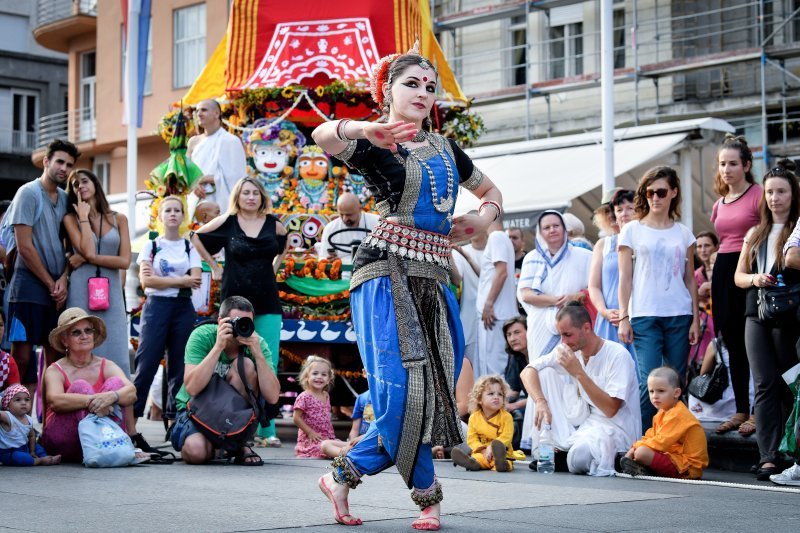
[280,347,364,380]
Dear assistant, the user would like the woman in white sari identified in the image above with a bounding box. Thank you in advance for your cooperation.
[517,210,593,450]
[518,211,593,358]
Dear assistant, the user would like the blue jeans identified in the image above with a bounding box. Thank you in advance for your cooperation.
[631,315,692,430]
[132,296,196,419]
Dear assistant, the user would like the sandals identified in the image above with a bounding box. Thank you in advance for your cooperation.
[491,440,510,472]
[232,446,264,466]
[318,474,362,526]
[412,506,441,531]
[738,416,756,437]
[620,456,654,477]
[715,413,748,434]
[131,432,176,463]
[451,447,481,471]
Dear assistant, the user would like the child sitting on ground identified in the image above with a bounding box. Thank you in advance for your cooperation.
[293,356,350,458]
[348,389,374,442]
[621,367,709,479]
[0,384,61,466]
[452,375,518,472]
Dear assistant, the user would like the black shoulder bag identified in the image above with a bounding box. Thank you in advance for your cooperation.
[186,353,279,452]
[756,241,800,323]
[687,337,729,404]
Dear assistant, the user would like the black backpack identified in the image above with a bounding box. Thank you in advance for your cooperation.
[186,351,279,452]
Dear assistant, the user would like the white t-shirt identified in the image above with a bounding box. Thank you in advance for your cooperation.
[137,238,202,297]
[476,230,518,320]
[618,220,695,318]
[765,224,784,274]
[318,213,379,264]
[453,244,482,346]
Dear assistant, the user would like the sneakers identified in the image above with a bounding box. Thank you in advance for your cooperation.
[491,440,510,472]
[620,456,654,477]
[770,463,800,486]
[254,436,283,448]
[451,447,481,471]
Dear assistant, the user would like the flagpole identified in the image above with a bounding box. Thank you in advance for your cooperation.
[126,0,140,240]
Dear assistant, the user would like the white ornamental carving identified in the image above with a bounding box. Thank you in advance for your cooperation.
[241,18,381,89]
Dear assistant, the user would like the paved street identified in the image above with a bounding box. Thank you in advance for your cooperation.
[1,419,798,532]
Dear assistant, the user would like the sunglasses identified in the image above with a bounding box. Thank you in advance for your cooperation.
[69,327,95,338]
[645,188,670,199]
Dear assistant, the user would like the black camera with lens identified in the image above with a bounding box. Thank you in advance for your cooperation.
[229,316,255,338]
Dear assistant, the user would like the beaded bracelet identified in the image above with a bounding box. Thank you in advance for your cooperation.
[336,119,353,142]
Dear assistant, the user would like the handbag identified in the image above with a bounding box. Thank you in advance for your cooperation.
[757,284,800,323]
[186,353,278,452]
[87,216,110,311]
[687,337,729,404]
[78,406,136,467]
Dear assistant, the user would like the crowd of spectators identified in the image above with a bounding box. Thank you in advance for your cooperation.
[1,134,799,487]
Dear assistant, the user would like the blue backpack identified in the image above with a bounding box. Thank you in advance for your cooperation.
[78,407,136,468]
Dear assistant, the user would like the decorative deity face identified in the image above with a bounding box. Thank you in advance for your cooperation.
[297,151,330,182]
[252,142,290,175]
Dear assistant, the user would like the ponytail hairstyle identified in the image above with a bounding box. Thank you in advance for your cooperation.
[743,159,799,272]
[714,134,755,197]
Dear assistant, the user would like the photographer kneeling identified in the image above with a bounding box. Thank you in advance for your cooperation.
[170,296,280,465]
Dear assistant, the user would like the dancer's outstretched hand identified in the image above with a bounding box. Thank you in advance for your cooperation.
[364,121,418,151]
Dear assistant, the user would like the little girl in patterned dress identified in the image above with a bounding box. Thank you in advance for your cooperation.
[293,356,350,458]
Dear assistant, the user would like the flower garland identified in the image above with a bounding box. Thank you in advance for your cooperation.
[278,257,342,282]
[278,289,350,305]
[279,347,365,380]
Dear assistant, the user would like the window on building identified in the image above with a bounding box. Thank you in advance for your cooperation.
[173,3,206,89]
[549,22,583,79]
[121,21,154,97]
[507,15,528,86]
[93,155,111,192]
[547,5,583,79]
[80,51,96,141]
[12,90,39,152]
[614,8,625,69]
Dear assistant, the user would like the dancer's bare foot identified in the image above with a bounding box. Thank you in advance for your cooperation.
[318,472,362,526]
[412,504,440,531]
[35,455,62,466]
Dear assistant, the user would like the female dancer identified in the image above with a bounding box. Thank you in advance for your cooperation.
[710,135,761,435]
[618,166,699,430]
[192,177,287,447]
[63,169,131,374]
[312,43,501,530]
[733,160,799,480]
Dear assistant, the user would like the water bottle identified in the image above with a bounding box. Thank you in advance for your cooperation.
[536,424,555,474]
[776,274,786,287]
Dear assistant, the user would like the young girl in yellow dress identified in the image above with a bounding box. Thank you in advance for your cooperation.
[452,375,521,472]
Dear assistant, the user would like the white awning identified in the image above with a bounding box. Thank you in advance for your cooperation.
[456,117,735,215]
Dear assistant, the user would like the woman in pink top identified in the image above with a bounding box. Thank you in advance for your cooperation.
[710,134,762,435]
[40,308,136,462]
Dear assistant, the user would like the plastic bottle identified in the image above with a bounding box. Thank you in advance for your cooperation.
[776,274,786,287]
[536,424,555,474]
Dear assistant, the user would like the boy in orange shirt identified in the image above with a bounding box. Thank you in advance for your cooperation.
[621,367,709,479]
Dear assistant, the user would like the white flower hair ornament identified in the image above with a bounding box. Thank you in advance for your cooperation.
[369,39,437,109]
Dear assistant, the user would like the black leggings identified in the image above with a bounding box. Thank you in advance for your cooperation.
[744,317,799,464]
[712,252,751,414]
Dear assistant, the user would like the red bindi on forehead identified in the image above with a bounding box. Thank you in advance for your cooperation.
[423,76,428,82]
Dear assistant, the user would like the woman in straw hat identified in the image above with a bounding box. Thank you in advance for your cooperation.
[40,307,137,462]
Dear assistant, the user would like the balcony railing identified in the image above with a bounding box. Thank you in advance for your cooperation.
[0,130,40,155]
[38,108,96,148]
[37,0,97,27]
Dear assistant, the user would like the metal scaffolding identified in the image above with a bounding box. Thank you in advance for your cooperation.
[432,0,800,165]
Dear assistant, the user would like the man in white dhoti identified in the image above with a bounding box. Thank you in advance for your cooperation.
[475,220,518,379]
[187,99,248,214]
[520,302,641,476]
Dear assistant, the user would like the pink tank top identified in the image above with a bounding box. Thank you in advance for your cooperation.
[52,358,107,392]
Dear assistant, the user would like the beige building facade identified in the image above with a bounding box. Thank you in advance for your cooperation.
[33,0,229,196]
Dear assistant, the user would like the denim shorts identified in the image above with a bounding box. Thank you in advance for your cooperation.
[169,410,200,451]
